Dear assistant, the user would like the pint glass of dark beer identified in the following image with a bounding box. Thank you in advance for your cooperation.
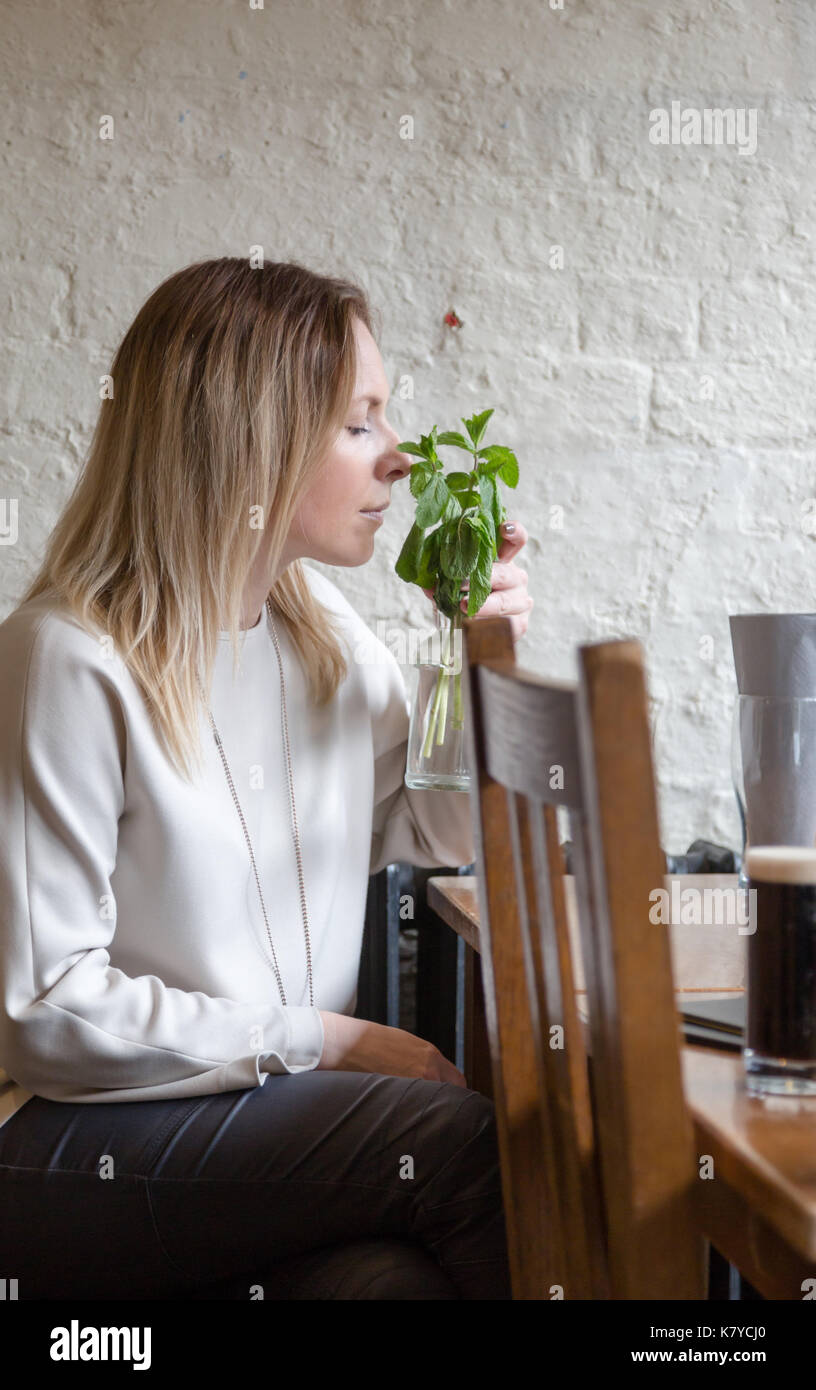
[744,846,816,1097]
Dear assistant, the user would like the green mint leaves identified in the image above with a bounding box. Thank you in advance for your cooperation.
[394,408,519,620]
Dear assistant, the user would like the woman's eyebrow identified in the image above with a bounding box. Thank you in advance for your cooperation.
[352,393,389,406]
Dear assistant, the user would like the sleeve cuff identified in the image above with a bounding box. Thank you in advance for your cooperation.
[283,1005,325,1071]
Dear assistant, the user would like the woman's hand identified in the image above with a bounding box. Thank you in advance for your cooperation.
[316,1011,467,1087]
[422,519,533,641]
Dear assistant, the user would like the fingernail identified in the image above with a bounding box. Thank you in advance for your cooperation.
[502,522,516,534]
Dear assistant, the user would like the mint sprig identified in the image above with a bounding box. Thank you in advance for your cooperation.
[394,408,520,753]
[394,408,519,619]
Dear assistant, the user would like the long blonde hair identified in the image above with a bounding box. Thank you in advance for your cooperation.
[18,257,377,782]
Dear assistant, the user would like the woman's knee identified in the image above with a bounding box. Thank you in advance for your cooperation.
[421,1082,499,1145]
[400,1083,501,1197]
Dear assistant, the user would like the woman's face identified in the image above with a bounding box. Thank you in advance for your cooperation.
[286,317,412,568]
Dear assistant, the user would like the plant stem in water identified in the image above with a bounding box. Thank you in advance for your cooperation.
[435,669,449,744]
[452,667,464,728]
[422,666,444,759]
[421,606,464,759]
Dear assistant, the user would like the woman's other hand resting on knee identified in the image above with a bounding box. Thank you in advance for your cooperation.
[317,1012,467,1087]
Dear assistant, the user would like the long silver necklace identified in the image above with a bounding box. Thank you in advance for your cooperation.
[197,596,314,1007]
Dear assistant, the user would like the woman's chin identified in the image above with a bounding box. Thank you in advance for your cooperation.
[316,535,376,568]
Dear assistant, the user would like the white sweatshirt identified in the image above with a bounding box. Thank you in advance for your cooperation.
[0,564,474,1132]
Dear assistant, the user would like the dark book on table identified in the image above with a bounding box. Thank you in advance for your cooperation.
[680,995,746,1053]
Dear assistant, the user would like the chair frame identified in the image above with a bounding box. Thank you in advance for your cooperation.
[461,614,706,1300]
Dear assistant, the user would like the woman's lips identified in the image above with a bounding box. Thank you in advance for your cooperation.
[360,501,389,523]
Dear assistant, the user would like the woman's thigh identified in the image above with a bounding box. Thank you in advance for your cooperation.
[0,1071,510,1299]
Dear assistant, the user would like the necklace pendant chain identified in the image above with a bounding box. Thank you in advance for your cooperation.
[197,596,314,1009]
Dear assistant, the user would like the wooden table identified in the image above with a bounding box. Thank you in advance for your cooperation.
[427,871,816,1300]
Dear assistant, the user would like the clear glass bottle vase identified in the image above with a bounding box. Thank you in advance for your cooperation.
[405,600,472,791]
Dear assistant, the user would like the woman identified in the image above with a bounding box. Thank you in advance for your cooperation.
[0,257,533,1300]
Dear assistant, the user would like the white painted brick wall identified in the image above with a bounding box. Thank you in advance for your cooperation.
[2,0,816,857]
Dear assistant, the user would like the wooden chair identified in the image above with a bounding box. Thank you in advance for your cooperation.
[460,614,707,1300]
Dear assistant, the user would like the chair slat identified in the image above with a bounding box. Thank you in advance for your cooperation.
[515,793,606,1297]
[536,802,610,1298]
[504,787,570,1295]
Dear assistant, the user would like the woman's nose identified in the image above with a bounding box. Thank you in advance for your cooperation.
[390,450,413,480]
[383,425,413,480]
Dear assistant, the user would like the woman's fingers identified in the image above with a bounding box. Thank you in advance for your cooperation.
[464,547,534,638]
[495,519,528,565]
[469,576,531,612]
[460,561,530,611]
[480,559,529,594]
[423,519,534,638]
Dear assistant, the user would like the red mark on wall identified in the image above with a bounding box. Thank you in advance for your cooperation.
[443,309,463,329]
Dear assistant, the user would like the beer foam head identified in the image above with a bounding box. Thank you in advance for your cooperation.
[745,845,816,884]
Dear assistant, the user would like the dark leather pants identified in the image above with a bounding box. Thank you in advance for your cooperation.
[0,1070,512,1300]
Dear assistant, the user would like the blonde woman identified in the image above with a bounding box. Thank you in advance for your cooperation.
[0,258,533,1300]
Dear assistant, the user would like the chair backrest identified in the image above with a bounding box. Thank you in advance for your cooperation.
[461,615,706,1300]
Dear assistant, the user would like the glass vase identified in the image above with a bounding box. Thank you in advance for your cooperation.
[405,601,472,791]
